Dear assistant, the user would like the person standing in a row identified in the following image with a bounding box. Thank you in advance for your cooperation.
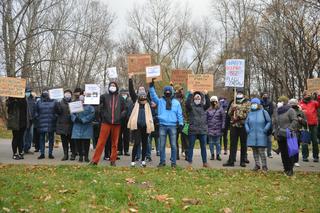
[23,87,36,154]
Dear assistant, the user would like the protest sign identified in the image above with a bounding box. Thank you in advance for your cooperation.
[49,88,64,100]
[307,78,320,93]
[69,101,84,113]
[225,59,245,87]
[187,74,214,92]
[84,84,100,105]
[146,65,161,78]
[171,69,192,85]
[107,67,118,79]
[128,54,152,74]
[0,77,26,98]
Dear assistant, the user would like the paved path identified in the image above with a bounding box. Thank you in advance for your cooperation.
[0,138,319,172]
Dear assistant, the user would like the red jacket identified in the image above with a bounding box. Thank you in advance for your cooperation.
[299,96,320,126]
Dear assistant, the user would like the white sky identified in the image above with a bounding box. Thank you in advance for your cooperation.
[101,0,213,40]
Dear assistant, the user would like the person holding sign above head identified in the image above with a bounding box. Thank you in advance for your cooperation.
[56,89,75,161]
[71,94,95,163]
[6,96,28,160]
[35,90,58,159]
[90,82,125,166]
[149,79,184,168]
[186,90,210,167]
[223,90,251,167]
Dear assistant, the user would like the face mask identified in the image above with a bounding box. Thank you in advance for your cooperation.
[165,92,171,98]
[26,92,31,98]
[194,100,201,105]
[109,86,117,93]
[236,94,244,99]
[64,93,72,101]
[251,104,258,110]
[139,98,147,102]
[175,92,182,98]
[304,96,311,102]
[122,95,128,100]
[277,102,284,108]
[263,97,268,101]
[42,91,49,98]
[79,95,85,102]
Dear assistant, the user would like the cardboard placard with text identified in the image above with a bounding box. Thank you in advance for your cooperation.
[0,77,26,98]
[171,69,192,85]
[187,74,214,92]
[128,54,152,74]
[146,71,163,83]
[307,78,320,93]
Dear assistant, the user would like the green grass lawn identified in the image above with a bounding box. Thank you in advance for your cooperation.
[0,164,319,212]
[0,126,11,139]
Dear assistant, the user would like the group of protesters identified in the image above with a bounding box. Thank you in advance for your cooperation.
[5,76,320,176]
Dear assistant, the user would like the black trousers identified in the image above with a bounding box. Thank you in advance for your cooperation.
[131,127,149,162]
[278,136,294,172]
[176,128,189,156]
[228,126,247,164]
[75,139,90,157]
[33,128,40,151]
[118,125,130,153]
[12,128,25,155]
[220,128,229,151]
[61,135,75,156]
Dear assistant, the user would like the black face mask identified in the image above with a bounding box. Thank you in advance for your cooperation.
[292,105,299,110]
[304,97,311,102]
[139,98,147,102]
[42,92,49,99]
[165,92,172,98]
[263,97,268,101]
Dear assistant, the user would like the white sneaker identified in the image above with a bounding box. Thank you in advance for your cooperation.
[141,161,146,167]
[131,162,136,167]
[294,163,300,167]
[268,154,273,158]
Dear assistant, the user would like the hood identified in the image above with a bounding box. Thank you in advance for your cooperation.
[108,81,119,94]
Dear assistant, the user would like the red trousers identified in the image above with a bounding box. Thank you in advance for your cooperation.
[92,123,121,163]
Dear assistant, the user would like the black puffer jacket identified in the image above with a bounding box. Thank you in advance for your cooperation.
[56,98,72,136]
[99,82,125,125]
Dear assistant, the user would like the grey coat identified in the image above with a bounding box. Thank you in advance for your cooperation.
[274,105,298,138]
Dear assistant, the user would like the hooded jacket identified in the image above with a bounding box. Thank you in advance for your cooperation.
[207,104,226,136]
[56,98,73,136]
[299,95,320,126]
[274,105,298,138]
[35,97,57,133]
[99,82,125,125]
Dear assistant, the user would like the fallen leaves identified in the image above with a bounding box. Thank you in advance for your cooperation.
[2,207,10,212]
[43,194,52,202]
[182,198,201,205]
[128,208,138,212]
[151,194,174,203]
[220,207,233,213]
[125,178,136,184]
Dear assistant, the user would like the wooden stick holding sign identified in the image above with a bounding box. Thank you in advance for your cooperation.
[187,74,214,92]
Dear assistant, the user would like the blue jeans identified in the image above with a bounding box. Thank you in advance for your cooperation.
[23,124,34,152]
[39,132,54,155]
[147,135,159,157]
[267,135,272,156]
[188,134,207,163]
[159,125,177,165]
[208,135,221,156]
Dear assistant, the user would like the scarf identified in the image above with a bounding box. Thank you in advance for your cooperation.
[127,101,154,133]
[277,105,291,115]
[164,97,172,110]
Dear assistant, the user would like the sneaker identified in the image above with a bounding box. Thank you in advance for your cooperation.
[34,149,39,153]
[268,154,273,158]
[272,148,280,155]
[38,154,45,159]
[157,163,166,168]
[262,166,268,172]
[12,154,20,160]
[171,163,177,168]
[252,165,260,171]
[146,157,152,162]
[303,158,309,162]
[79,156,83,162]
[313,159,319,163]
[24,150,34,155]
[203,163,209,168]
[103,156,110,161]
[223,162,234,167]
[70,155,76,161]
[130,162,136,167]
[294,163,300,167]
[141,161,146,167]
[124,152,130,156]
[18,154,24,159]
[216,155,222,161]
[285,170,293,176]
[240,162,246,167]
[245,159,250,164]
[48,154,54,159]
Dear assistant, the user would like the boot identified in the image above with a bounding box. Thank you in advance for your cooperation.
[84,156,90,162]
[203,163,209,168]
[210,154,215,160]
[79,155,83,162]
[70,155,76,161]
[61,152,68,161]
[216,155,221,161]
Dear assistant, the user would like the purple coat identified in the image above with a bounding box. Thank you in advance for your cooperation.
[207,107,226,136]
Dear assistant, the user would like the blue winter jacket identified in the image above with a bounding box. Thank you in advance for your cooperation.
[245,109,271,147]
[149,86,183,126]
[71,105,95,139]
[35,98,57,133]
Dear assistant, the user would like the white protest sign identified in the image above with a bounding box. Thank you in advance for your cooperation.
[107,67,118,79]
[146,65,161,78]
[84,84,100,105]
[69,101,84,113]
[225,59,245,88]
[49,88,64,100]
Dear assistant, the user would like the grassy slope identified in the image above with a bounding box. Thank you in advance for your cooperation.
[0,164,319,213]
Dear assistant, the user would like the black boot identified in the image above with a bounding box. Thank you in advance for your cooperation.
[210,154,215,160]
[70,154,76,161]
[61,152,68,161]
[84,156,90,162]
[79,155,83,162]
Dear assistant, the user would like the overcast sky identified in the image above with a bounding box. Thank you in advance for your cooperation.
[101,0,213,40]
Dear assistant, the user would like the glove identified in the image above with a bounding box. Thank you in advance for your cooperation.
[149,78,155,88]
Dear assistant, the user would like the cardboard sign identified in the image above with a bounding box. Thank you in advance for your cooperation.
[187,74,214,92]
[84,84,100,105]
[107,67,118,79]
[128,54,152,74]
[225,59,245,87]
[307,78,320,93]
[69,101,84,113]
[49,88,64,100]
[171,69,192,85]
[0,77,26,98]
[146,65,161,78]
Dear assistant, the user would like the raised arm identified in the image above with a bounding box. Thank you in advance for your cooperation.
[203,94,210,110]
[129,78,137,103]
[185,93,193,111]
[149,81,160,105]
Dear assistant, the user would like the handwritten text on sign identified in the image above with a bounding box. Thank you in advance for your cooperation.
[0,77,26,98]
[187,74,214,92]
[225,59,245,88]
[128,54,152,74]
[171,69,192,85]
[307,78,320,93]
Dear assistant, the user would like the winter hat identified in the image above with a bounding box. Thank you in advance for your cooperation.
[251,98,261,105]
[288,98,299,106]
[64,89,72,94]
[210,96,218,102]
[163,86,173,93]
[278,96,289,104]
[138,90,147,98]
[74,88,83,94]
[174,84,183,92]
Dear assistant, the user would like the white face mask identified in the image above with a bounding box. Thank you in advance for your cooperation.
[109,86,117,93]
[79,95,85,102]
[277,102,284,108]
[194,100,201,105]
